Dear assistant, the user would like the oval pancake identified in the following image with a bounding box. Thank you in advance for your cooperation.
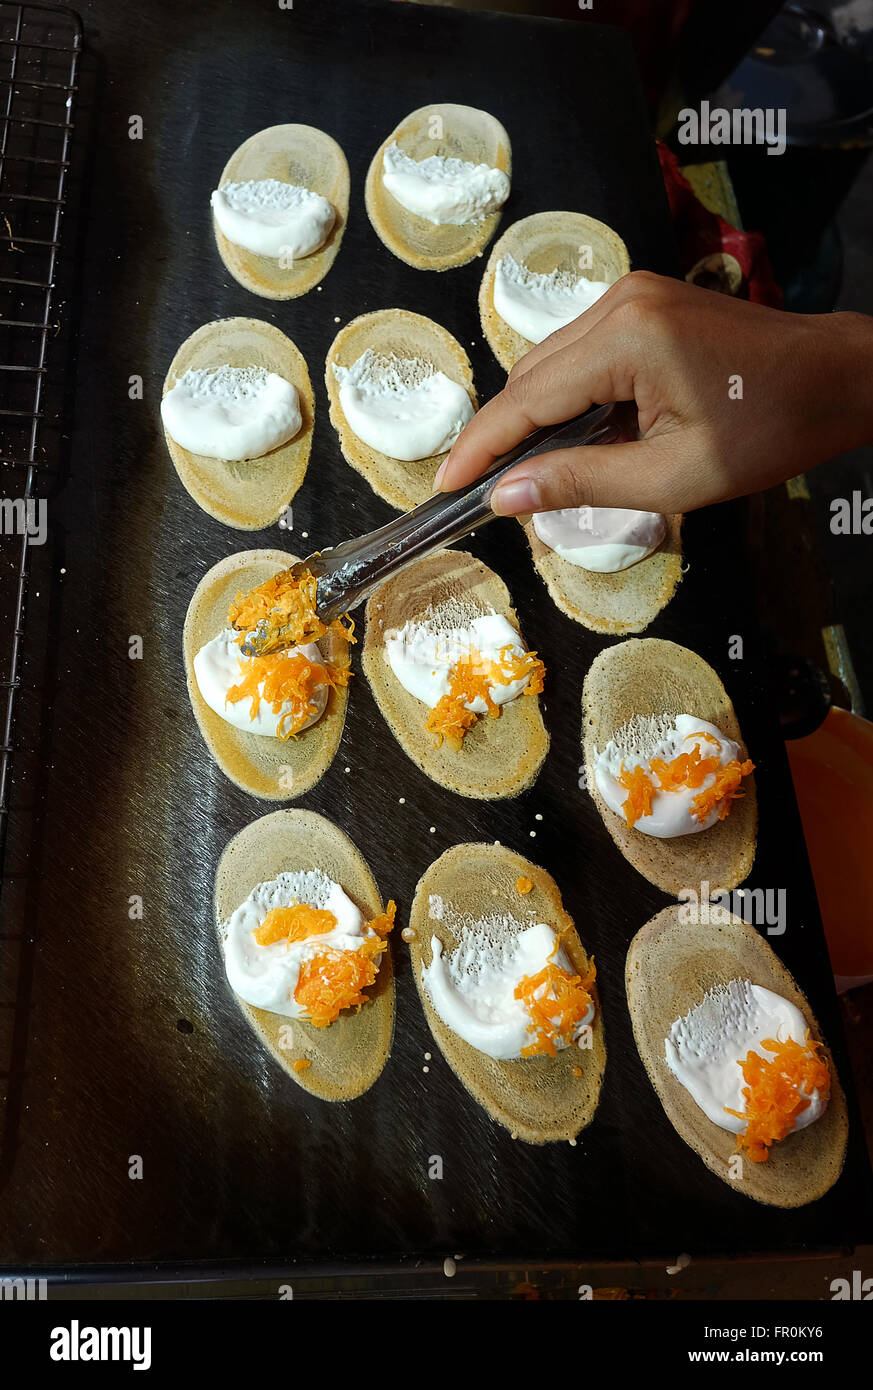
[325,308,477,511]
[183,549,349,800]
[408,843,605,1143]
[215,809,395,1101]
[581,638,757,894]
[363,549,549,799]
[212,123,349,298]
[522,512,683,634]
[479,210,631,370]
[626,904,848,1206]
[365,103,511,271]
[162,318,314,530]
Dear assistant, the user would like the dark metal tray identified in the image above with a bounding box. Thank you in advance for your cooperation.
[0,0,870,1282]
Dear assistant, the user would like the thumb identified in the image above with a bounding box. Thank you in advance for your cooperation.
[490,436,686,516]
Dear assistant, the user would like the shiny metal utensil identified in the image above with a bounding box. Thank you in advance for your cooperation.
[239,402,621,655]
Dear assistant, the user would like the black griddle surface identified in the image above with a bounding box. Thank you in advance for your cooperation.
[0,0,869,1278]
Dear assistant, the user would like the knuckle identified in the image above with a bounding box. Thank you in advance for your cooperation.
[544,453,595,510]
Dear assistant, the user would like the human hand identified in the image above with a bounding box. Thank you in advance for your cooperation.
[435,272,873,515]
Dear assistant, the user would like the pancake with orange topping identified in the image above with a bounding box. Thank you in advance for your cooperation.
[408,843,605,1143]
[626,903,848,1206]
[215,809,395,1100]
[582,638,757,894]
[183,550,352,800]
[363,548,549,799]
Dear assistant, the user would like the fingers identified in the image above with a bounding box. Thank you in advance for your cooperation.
[436,337,626,493]
[436,274,668,494]
[504,271,644,383]
[489,430,703,516]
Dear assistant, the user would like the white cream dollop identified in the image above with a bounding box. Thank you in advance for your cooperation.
[333,350,474,461]
[193,628,327,737]
[665,977,826,1135]
[533,506,666,573]
[211,178,335,259]
[161,365,302,461]
[493,253,611,344]
[594,714,744,838]
[221,870,366,1016]
[384,611,529,710]
[423,919,593,1060]
[382,142,509,225]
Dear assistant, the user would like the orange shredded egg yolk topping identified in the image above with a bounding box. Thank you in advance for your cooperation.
[515,876,533,895]
[225,647,351,740]
[725,1033,831,1163]
[229,566,355,651]
[514,955,596,1058]
[223,567,356,740]
[425,644,546,750]
[252,899,396,1030]
[617,736,754,829]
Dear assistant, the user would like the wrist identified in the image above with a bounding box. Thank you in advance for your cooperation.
[825,311,873,454]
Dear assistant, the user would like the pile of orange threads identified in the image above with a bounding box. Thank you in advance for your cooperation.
[426,644,546,751]
[616,733,754,828]
[726,1034,831,1163]
[224,566,356,740]
[281,900,397,1030]
[515,957,597,1058]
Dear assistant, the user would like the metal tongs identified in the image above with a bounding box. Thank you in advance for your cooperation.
[238,402,621,655]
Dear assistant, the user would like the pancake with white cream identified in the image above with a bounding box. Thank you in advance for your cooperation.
[366,104,511,271]
[161,318,313,530]
[215,809,395,1101]
[409,843,605,1143]
[363,549,548,800]
[325,309,477,510]
[480,210,630,370]
[212,124,348,299]
[493,254,611,345]
[582,639,757,894]
[183,550,350,800]
[626,904,848,1206]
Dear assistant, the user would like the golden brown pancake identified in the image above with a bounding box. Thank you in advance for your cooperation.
[522,512,683,634]
[363,549,549,799]
[162,318,313,531]
[626,904,848,1206]
[215,809,394,1101]
[582,638,757,894]
[365,103,511,271]
[212,123,348,298]
[408,843,605,1143]
[183,550,349,800]
[325,308,477,511]
[479,210,630,369]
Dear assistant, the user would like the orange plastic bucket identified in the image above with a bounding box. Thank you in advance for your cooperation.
[786,706,873,990]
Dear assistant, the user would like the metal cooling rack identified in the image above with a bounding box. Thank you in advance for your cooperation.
[0,2,81,852]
